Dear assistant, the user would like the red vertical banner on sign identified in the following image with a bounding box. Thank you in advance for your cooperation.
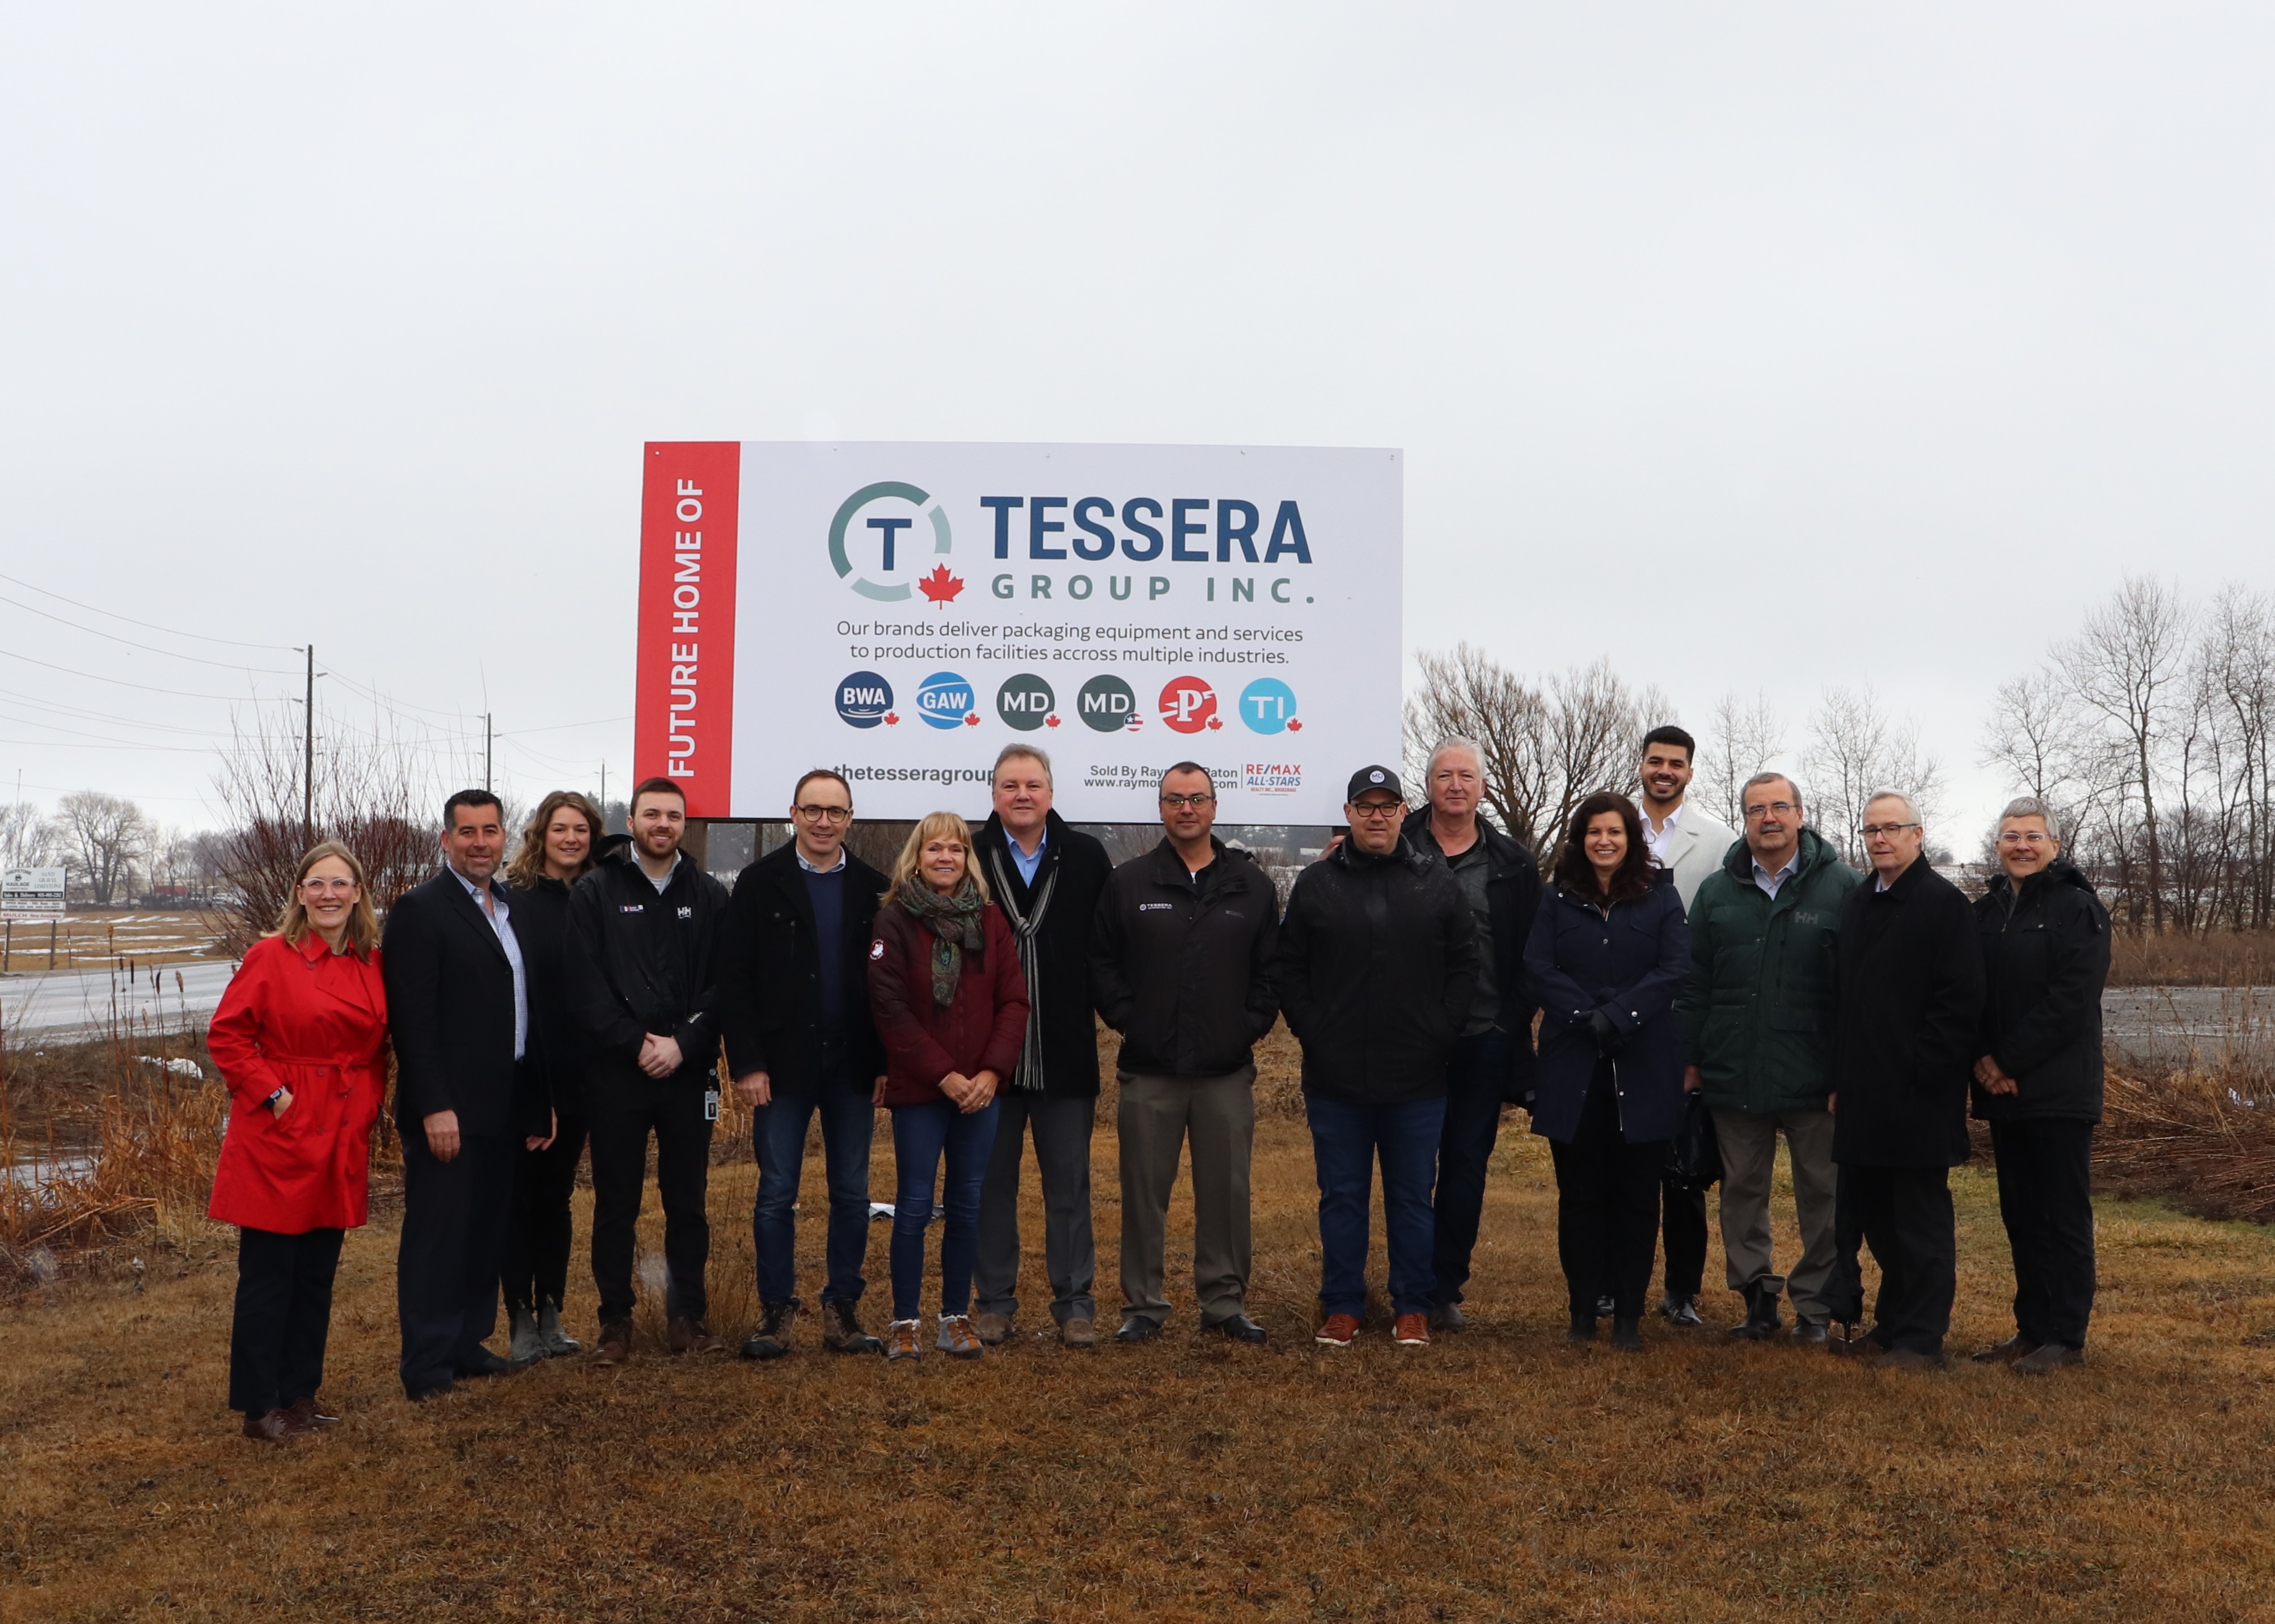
[633,442,740,817]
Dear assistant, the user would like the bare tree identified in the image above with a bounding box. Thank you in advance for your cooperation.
[49,790,154,905]
[0,800,53,870]
[1804,688,1945,865]
[1699,690,1786,831]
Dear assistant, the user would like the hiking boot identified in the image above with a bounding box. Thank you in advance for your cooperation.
[970,1311,1013,1346]
[508,1302,546,1366]
[886,1319,923,1361]
[741,1298,800,1360]
[593,1320,633,1365]
[242,1408,293,1443]
[937,1314,985,1359]
[1972,1335,2040,1364]
[2013,1343,2083,1376]
[1791,1321,1829,1346]
[1879,1347,1948,1372]
[1315,1313,1360,1347]
[1060,1317,1097,1350]
[1610,1317,1644,1353]
[820,1298,883,1355]
[668,1317,724,1355]
[1661,1293,1704,1327]
[1392,1313,1430,1347]
[1728,1282,1783,1341]
[281,1397,340,1433]
[1430,1301,1468,1332]
[537,1299,582,1356]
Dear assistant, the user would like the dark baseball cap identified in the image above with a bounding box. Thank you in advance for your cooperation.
[1346,766,1405,803]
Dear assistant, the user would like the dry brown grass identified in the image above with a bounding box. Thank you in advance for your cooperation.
[5,1026,2275,1622]
[2107,929,2275,988]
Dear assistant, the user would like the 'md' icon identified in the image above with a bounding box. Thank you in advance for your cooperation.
[996,673,1056,731]
[835,670,893,729]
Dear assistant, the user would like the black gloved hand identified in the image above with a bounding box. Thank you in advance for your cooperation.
[1588,1009,1627,1058]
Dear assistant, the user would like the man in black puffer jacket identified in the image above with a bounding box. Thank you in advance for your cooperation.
[1969,797,2110,1376]
[1279,766,1479,1348]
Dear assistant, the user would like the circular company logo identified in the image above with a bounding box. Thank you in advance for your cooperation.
[996,673,1057,731]
[1237,677,1299,735]
[1158,675,1220,734]
[827,481,958,603]
[835,670,894,729]
[1076,674,1138,732]
[915,670,979,730]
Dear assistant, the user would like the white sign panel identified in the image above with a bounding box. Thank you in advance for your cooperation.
[635,442,1403,824]
[1,866,66,923]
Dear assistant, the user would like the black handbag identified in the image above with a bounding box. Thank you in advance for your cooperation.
[1666,1090,1723,1190]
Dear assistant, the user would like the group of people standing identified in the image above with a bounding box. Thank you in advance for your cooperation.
[205,725,2110,1439]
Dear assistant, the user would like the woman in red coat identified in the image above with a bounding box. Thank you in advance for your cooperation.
[869,811,1028,1362]
[207,840,388,1441]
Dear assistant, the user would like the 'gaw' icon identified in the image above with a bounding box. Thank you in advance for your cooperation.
[828,482,954,602]
[1237,678,1299,735]
[1077,674,1138,732]
[996,674,1057,731]
[1158,675,1219,734]
[835,671,893,729]
[915,671,979,730]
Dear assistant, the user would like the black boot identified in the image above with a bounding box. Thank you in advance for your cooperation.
[1728,1281,1783,1341]
[1566,1309,1598,1343]
[1610,1316,1644,1352]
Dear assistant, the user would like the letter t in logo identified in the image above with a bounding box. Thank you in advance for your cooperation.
[866,516,913,572]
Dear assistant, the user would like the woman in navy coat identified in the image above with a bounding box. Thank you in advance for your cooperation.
[1524,790,1690,1350]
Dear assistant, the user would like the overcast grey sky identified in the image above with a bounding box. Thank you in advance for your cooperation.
[3,4,2270,838]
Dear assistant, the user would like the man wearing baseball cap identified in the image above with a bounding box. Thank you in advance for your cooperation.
[1278,766,1479,1347]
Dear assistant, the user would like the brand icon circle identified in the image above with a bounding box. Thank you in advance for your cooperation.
[996,673,1056,731]
[835,670,893,729]
[1158,675,1219,735]
[915,671,978,730]
[1077,674,1138,732]
[827,481,955,603]
[1237,678,1298,735]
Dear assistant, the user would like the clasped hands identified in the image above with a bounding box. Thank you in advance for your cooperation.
[937,1068,999,1114]
[1973,1055,2020,1096]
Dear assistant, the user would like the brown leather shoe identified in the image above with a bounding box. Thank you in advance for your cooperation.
[242,1408,292,1443]
[1972,1335,2040,1364]
[819,1298,884,1355]
[1393,1312,1430,1346]
[1315,1313,1360,1347]
[281,1397,340,1433]
[593,1320,633,1365]
[970,1311,1013,1346]
[1060,1316,1097,1350]
[2012,1342,2083,1376]
[668,1316,724,1355]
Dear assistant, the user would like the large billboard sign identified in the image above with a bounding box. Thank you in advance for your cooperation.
[633,442,1402,823]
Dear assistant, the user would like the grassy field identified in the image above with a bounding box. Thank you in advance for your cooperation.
[5,1033,2275,1622]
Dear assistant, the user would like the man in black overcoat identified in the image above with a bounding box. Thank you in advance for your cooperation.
[382,789,553,1401]
[1825,790,1985,1368]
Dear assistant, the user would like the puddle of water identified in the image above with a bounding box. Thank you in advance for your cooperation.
[3,1151,96,1190]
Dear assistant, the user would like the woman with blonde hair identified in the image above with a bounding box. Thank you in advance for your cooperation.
[207,840,390,1441]
[500,789,606,1360]
[868,811,1029,1361]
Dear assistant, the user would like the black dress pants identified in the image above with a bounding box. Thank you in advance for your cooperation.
[229,1225,345,1415]
[1429,1028,1513,1308]
[1659,1178,1708,1299]
[502,1105,589,1312]
[1829,1162,1955,1355]
[588,1067,714,1326]
[398,1127,515,1397]
[1990,1118,2096,1350]
[1549,1071,1671,1320]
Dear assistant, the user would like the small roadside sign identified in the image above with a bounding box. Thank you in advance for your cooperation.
[1,866,67,924]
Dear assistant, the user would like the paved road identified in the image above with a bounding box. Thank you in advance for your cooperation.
[2101,986,2275,1069]
[0,959,238,1045]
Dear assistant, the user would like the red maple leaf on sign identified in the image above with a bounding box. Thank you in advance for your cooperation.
[1045,714,1060,728]
[1206,717,1223,730]
[963,712,980,726]
[884,713,899,725]
[917,564,965,604]
[1286,718,1303,731]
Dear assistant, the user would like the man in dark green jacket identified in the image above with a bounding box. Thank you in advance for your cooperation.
[1673,773,1860,1342]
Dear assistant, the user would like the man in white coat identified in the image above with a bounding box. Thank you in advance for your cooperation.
[1634,724,1736,1326]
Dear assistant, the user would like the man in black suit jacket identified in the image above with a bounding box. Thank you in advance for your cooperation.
[382,789,552,1401]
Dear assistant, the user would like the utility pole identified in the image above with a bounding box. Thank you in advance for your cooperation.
[302,645,315,847]
[599,760,607,813]
[484,713,493,792]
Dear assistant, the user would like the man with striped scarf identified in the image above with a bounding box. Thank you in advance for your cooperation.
[969,746,1114,1350]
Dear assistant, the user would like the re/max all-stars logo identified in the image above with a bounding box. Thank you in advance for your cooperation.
[834,671,1299,736]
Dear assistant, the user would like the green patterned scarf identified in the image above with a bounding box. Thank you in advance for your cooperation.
[898,878,985,1006]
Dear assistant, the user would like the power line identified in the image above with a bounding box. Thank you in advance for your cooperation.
[0,645,290,699]
[0,592,302,674]
[0,570,300,652]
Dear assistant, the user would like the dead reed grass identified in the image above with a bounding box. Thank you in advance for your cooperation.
[2107,928,2275,987]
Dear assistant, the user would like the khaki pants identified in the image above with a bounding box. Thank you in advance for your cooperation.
[1117,1066,1255,1329]
[1710,1105,1838,1326]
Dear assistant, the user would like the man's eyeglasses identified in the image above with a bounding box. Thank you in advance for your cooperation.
[1743,801,1799,819]
[1859,822,1920,839]
[1349,801,1403,822]
[1161,794,1216,810]
[794,805,852,823]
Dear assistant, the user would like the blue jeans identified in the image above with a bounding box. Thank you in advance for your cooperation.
[888,1098,1000,1321]
[1305,1094,1447,1318]
[751,1084,876,1306]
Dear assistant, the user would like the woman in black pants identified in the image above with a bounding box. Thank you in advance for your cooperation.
[1523,792,1690,1351]
[502,789,607,1361]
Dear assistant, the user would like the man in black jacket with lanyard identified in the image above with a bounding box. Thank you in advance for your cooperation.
[1825,790,1985,1369]
[1401,738,1542,1331]
[570,776,730,1366]
[1091,762,1280,1344]
[382,789,553,1401]
[970,746,1113,1350]
[718,769,890,1360]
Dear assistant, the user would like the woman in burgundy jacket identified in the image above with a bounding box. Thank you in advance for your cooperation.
[206,840,389,1441]
[869,811,1029,1361]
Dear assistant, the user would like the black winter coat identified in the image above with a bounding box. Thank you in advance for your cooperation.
[1402,806,1544,1096]
[566,850,728,1076]
[1277,836,1480,1106]
[505,873,587,1114]
[1524,875,1690,1145]
[972,811,1112,1098]
[1972,860,2109,1124]
[715,841,888,1095]
[1090,839,1279,1079]
[1829,857,1986,1168]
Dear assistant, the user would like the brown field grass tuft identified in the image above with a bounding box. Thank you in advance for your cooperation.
[2107,929,2275,988]
[5,1026,2275,1621]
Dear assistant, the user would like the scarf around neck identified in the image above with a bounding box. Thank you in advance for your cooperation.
[899,877,985,1006]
